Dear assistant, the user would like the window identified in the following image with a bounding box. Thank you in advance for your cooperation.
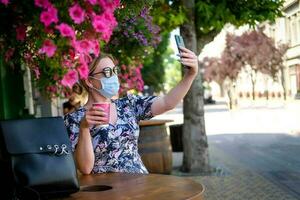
[290,15,299,45]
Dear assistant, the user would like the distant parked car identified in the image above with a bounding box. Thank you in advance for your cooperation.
[204,95,216,104]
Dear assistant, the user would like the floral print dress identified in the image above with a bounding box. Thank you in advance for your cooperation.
[64,94,157,174]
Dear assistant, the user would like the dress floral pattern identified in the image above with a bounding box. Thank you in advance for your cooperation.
[64,94,157,174]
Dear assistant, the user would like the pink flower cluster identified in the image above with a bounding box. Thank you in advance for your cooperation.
[0,0,9,6]
[119,64,144,94]
[69,3,85,24]
[56,23,75,39]
[34,0,50,8]
[39,39,56,57]
[32,0,120,89]
[92,11,118,42]
[40,6,58,27]
[61,69,78,88]
[16,25,26,41]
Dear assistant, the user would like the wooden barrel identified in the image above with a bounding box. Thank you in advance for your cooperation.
[138,120,173,174]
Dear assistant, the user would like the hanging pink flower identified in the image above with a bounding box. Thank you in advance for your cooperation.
[86,0,97,5]
[102,11,118,27]
[69,48,76,60]
[98,0,120,11]
[92,13,117,42]
[53,74,59,81]
[69,3,85,24]
[0,0,9,6]
[47,85,57,94]
[24,52,33,62]
[4,48,15,62]
[16,25,26,41]
[39,39,57,57]
[56,23,75,39]
[79,54,92,66]
[62,59,73,68]
[34,0,50,8]
[40,6,59,27]
[77,63,89,79]
[92,15,106,33]
[73,39,92,54]
[90,39,100,57]
[33,67,40,79]
[61,69,78,88]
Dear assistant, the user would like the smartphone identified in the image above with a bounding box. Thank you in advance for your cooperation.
[175,35,185,53]
[175,35,189,68]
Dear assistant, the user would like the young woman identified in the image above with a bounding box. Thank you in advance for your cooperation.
[64,47,198,174]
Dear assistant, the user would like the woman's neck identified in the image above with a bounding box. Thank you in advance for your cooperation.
[84,92,110,108]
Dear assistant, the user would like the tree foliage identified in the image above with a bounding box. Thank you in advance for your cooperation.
[204,28,288,101]
[142,33,170,93]
[195,0,284,35]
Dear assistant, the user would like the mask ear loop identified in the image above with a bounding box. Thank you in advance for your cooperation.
[89,76,108,96]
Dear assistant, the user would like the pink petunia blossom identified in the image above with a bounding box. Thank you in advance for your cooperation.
[34,0,50,8]
[16,25,26,41]
[77,62,89,79]
[98,0,120,11]
[69,3,85,24]
[79,54,92,65]
[0,0,9,6]
[61,69,78,88]
[47,85,57,93]
[62,59,73,68]
[90,39,100,56]
[56,23,75,39]
[53,74,59,81]
[73,39,92,54]
[92,15,106,32]
[86,0,97,5]
[102,11,118,26]
[40,6,59,27]
[24,52,33,62]
[39,39,57,57]
[4,48,15,62]
[33,67,40,79]
[92,13,117,42]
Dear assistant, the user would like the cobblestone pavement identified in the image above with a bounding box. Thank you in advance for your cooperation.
[172,137,299,200]
[164,100,300,200]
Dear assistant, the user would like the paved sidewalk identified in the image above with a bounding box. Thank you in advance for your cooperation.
[172,133,300,200]
[163,99,300,200]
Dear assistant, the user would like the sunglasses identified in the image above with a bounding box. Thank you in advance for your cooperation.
[90,66,121,78]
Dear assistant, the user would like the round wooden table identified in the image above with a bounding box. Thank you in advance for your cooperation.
[62,173,204,200]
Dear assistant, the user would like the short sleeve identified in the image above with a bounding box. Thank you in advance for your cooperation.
[127,94,158,121]
[64,113,80,152]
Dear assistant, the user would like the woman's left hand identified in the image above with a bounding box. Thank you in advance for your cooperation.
[178,47,199,77]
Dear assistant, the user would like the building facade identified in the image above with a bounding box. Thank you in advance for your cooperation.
[265,0,300,98]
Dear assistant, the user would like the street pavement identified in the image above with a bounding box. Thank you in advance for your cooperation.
[154,99,300,200]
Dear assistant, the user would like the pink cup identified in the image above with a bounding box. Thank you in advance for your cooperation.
[92,102,110,127]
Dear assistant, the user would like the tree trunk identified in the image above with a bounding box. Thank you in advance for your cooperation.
[218,81,225,97]
[250,71,256,100]
[179,0,219,173]
[280,66,287,100]
[227,89,233,109]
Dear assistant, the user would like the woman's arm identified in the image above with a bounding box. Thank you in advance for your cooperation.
[74,107,108,174]
[151,47,198,116]
[74,124,95,175]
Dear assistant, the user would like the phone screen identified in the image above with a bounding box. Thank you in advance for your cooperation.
[175,35,185,53]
